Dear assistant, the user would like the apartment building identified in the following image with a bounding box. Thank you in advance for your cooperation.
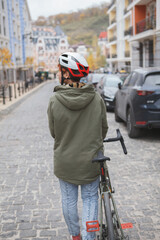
[0,0,33,85]
[107,0,160,72]
[32,25,69,72]
[128,0,160,70]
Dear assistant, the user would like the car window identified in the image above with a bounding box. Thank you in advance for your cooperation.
[92,74,104,83]
[104,78,122,87]
[123,73,132,86]
[144,73,160,87]
[128,72,139,86]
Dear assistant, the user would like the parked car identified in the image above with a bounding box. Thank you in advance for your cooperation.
[114,68,160,138]
[117,72,129,82]
[97,74,122,110]
[88,73,105,88]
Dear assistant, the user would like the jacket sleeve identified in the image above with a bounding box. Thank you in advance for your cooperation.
[101,99,108,139]
[47,98,55,138]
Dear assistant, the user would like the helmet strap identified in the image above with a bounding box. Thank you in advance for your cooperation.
[61,70,64,85]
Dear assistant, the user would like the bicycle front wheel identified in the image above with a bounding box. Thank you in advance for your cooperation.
[103,192,115,240]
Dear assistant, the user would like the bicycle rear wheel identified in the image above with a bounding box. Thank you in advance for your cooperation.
[103,192,115,240]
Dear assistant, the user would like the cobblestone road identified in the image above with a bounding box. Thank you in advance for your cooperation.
[0,81,160,240]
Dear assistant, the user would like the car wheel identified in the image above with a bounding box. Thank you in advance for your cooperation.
[127,108,140,138]
[114,102,122,122]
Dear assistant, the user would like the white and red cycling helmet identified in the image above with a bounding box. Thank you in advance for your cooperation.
[59,52,89,84]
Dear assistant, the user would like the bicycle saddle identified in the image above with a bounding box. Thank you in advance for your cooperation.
[92,151,110,163]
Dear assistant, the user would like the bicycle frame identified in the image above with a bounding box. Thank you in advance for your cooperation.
[99,161,125,240]
[86,129,132,240]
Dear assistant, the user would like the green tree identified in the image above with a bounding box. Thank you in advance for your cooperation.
[0,47,13,85]
[92,35,98,49]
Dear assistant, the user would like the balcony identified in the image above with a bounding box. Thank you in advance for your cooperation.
[111,18,116,25]
[124,0,133,11]
[128,0,133,5]
[109,36,117,42]
[109,0,116,9]
[111,54,117,58]
[125,51,130,57]
[124,7,128,15]
[136,15,156,34]
[124,26,133,36]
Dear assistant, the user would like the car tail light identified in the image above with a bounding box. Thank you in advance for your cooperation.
[136,90,154,96]
[136,121,147,125]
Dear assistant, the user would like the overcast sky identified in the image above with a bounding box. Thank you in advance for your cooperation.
[27,0,111,20]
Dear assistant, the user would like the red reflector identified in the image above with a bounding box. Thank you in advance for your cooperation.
[136,121,147,125]
[86,221,99,232]
[121,223,133,229]
[137,90,154,96]
[101,167,104,176]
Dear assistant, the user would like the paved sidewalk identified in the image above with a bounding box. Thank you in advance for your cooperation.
[0,80,159,240]
[0,81,50,120]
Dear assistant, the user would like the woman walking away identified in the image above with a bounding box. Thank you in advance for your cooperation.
[47,52,108,240]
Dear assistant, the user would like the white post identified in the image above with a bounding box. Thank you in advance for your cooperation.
[14,68,17,98]
[156,0,160,31]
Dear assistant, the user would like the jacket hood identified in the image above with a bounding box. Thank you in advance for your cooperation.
[54,84,95,110]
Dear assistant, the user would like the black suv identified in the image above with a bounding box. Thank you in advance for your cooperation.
[114,68,160,138]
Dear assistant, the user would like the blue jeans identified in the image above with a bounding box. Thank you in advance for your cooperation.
[59,177,100,240]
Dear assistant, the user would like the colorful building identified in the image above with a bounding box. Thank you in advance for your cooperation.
[32,25,69,72]
[98,31,108,57]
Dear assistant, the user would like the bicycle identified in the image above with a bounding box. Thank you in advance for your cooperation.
[86,129,133,240]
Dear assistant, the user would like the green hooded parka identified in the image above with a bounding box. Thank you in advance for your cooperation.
[47,84,108,185]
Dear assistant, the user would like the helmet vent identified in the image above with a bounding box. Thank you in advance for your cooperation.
[62,59,68,64]
[71,56,79,63]
[62,54,68,57]
[79,65,84,70]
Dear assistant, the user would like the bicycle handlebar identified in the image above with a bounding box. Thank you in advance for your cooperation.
[103,129,127,155]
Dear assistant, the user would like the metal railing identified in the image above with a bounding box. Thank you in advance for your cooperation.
[111,54,117,58]
[109,36,117,42]
[125,51,130,58]
[111,18,116,25]
[124,26,133,36]
[124,8,128,15]
[136,15,156,34]
[0,77,45,105]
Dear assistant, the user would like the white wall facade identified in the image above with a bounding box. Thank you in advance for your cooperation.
[0,0,10,51]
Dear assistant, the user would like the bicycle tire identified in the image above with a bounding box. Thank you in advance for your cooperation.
[103,192,115,240]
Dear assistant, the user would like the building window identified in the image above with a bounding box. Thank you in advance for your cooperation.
[3,16,6,36]
[12,0,14,11]
[2,0,4,10]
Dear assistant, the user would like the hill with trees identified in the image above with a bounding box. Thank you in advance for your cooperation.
[33,3,109,45]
